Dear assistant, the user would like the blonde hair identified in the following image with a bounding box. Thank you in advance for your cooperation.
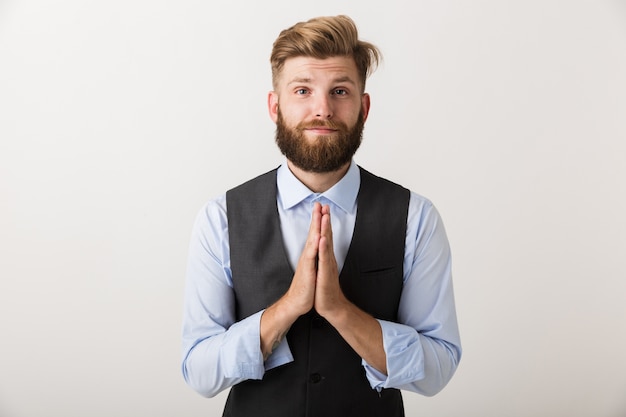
[270,15,381,92]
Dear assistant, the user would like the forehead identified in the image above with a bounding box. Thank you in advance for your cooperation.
[279,56,360,86]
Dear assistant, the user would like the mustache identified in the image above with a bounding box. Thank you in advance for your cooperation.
[295,120,347,130]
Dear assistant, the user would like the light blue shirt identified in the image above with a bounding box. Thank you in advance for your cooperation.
[182,160,461,398]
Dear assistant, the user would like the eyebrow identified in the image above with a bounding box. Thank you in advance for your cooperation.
[287,76,358,86]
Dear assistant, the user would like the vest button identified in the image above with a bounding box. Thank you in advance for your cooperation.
[309,373,322,383]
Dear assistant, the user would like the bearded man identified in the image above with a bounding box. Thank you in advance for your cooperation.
[181,15,462,417]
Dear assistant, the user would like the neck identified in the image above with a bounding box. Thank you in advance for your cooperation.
[287,160,351,193]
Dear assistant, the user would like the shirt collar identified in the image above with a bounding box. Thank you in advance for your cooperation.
[277,160,360,214]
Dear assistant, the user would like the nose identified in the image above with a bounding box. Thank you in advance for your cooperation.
[314,95,333,119]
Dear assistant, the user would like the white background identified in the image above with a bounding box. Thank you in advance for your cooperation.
[1,1,625,416]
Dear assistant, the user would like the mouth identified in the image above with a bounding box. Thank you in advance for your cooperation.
[305,127,338,135]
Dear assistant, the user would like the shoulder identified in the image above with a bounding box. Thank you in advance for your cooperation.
[193,193,228,240]
[357,166,411,216]
[358,165,409,193]
[357,165,436,213]
[355,166,449,256]
[408,191,436,216]
[406,191,449,255]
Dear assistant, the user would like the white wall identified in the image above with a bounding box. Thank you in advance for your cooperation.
[1,1,625,416]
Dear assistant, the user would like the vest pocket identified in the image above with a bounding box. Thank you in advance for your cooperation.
[341,266,403,320]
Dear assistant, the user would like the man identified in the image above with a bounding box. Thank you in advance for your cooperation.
[182,15,461,417]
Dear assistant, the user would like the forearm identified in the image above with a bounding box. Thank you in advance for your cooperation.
[259,296,302,360]
[323,300,387,375]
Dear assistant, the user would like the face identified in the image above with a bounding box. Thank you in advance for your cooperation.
[268,56,371,173]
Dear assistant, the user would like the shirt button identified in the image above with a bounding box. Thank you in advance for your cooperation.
[309,373,322,384]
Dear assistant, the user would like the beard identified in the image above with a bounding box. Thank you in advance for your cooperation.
[275,110,365,173]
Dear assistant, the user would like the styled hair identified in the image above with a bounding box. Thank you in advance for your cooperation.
[270,15,381,92]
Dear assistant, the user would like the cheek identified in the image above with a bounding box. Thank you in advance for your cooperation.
[280,107,308,126]
[340,99,366,119]
[340,106,362,125]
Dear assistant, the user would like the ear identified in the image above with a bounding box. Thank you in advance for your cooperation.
[361,93,371,123]
[268,91,279,123]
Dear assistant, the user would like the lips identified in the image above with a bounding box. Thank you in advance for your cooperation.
[306,127,338,133]
[297,120,345,136]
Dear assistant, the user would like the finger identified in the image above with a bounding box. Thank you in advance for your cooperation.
[317,233,339,301]
[319,216,336,265]
[318,235,331,263]
[303,202,322,258]
[320,207,333,252]
[309,202,322,235]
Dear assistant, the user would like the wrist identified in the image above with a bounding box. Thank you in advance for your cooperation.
[317,296,351,325]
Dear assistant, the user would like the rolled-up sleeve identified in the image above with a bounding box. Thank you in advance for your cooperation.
[363,193,462,395]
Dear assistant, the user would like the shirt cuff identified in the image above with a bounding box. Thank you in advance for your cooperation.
[363,319,425,390]
[220,310,295,379]
[264,338,294,371]
[221,311,265,380]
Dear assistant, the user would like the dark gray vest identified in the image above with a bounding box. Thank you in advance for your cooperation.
[224,167,410,417]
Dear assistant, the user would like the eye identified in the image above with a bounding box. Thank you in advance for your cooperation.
[333,88,348,96]
[295,88,309,95]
